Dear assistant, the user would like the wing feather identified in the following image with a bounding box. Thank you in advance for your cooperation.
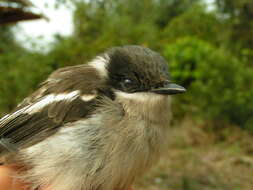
[0,65,102,156]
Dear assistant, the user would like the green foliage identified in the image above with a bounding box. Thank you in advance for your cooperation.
[72,0,161,51]
[164,37,253,129]
[0,51,53,115]
[0,26,23,53]
[162,5,227,45]
[0,27,54,114]
[152,0,201,28]
[71,0,202,52]
[215,0,253,58]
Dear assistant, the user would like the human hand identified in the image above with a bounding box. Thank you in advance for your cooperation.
[0,165,51,190]
[0,165,30,190]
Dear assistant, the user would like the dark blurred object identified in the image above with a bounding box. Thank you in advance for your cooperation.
[3,0,32,6]
[0,0,43,25]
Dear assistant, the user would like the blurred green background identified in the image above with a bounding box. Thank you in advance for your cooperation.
[0,0,253,189]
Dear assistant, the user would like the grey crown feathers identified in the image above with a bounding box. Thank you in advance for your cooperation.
[0,45,185,190]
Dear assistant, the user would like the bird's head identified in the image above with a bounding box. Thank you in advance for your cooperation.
[89,45,186,97]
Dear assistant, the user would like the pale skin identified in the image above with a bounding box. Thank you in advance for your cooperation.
[0,165,31,190]
[0,165,133,190]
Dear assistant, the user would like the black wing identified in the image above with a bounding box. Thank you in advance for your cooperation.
[0,65,104,156]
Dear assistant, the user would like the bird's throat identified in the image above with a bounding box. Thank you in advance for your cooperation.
[115,91,171,124]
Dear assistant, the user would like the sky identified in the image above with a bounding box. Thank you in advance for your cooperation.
[15,0,73,50]
[15,0,215,51]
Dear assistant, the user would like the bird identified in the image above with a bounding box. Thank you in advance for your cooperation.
[0,45,185,190]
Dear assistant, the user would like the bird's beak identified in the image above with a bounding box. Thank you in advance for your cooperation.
[151,83,186,95]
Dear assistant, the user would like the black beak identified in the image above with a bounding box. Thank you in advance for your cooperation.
[151,83,186,95]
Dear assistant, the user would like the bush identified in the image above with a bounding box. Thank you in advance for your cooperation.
[162,5,226,46]
[163,37,253,130]
[0,51,53,115]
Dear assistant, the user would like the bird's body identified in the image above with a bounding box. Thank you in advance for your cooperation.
[0,46,185,190]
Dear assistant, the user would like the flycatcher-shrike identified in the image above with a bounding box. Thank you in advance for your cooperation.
[0,45,185,190]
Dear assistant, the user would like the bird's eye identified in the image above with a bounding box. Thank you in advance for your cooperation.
[124,78,132,84]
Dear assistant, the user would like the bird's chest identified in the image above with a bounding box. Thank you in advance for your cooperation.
[18,94,171,190]
[97,92,171,173]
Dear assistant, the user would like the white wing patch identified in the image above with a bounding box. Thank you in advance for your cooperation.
[0,90,98,125]
[0,106,27,125]
[25,90,80,114]
[0,114,10,123]
[81,94,97,102]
